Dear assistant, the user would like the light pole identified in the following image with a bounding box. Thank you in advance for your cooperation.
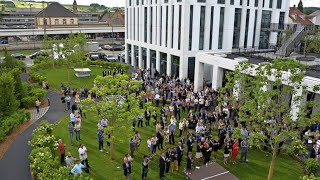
[112,26,114,57]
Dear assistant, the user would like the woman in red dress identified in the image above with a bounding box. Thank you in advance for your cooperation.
[232,139,239,164]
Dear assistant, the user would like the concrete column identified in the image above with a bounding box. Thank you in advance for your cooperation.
[223,6,235,51]
[179,56,188,80]
[131,44,135,67]
[156,5,161,46]
[146,48,150,69]
[125,44,128,64]
[291,87,307,121]
[167,54,171,76]
[156,50,160,72]
[194,60,204,93]
[147,6,151,44]
[212,65,224,90]
[138,46,142,69]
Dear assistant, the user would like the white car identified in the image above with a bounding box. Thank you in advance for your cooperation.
[103,45,112,50]
[104,54,118,62]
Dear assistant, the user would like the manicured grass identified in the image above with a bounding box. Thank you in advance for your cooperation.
[40,66,106,90]
[52,110,303,180]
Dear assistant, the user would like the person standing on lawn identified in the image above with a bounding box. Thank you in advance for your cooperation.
[186,152,193,173]
[97,129,104,152]
[67,122,74,146]
[65,152,74,168]
[70,111,75,127]
[65,94,71,111]
[159,152,166,179]
[123,158,132,180]
[177,142,184,167]
[141,155,151,180]
[75,121,81,141]
[240,138,249,163]
[129,138,136,158]
[232,139,239,164]
[57,139,65,165]
[78,144,90,168]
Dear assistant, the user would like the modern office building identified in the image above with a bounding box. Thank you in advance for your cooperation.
[0,8,41,29]
[125,0,290,80]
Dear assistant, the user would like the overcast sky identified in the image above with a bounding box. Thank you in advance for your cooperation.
[35,0,319,7]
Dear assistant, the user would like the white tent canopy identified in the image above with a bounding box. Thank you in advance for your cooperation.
[74,68,91,77]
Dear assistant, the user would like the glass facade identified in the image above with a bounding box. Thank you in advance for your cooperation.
[178,5,182,50]
[142,47,147,69]
[279,12,285,30]
[244,9,250,48]
[171,5,174,48]
[160,52,167,75]
[277,0,282,9]
[261,10,271,28]
[171,55,180,77]
[188,57,195,81]
[134,45,139,68]
[137,8,139,41]
[144,7,148,43]
[269,0,273,8]
[255,0,258,7]
[217,0,225,4]
[252,10,258,48]
[165,6,169,47]
[188,5,193,51]
[133,8,135,40]
[199,6,206,50]
[218,7,224,49]
[127,44,132,64]
[209,6,214,50]
[259,31,270,49]
[232,8,242,49]
[230,0,234,5]
[150,50,156,70]
[247,0,250,6]
[160,6,162,46]
[150,7,153,44]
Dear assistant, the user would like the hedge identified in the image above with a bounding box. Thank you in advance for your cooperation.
[0,110,31,142]
[29,121,90,180]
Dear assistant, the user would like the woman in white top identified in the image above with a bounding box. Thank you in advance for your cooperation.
[170,116,177,126]
[78,144,89,167]
[169,104,174,116]
[147,137,152,154]
[75,121,81,141]
[179,120,184,137]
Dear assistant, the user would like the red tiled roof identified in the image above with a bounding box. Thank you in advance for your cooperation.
[289,15,314,25]
[289,8,305,16]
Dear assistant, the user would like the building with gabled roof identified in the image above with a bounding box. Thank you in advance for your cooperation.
[35,2,79,28]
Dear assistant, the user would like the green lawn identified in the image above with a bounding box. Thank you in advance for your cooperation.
[40,66,106,90]
[52,111,303,180]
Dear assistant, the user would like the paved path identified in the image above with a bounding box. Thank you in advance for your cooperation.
[31,106,50,120]
[0,91,68,180]
[189,162,239,180]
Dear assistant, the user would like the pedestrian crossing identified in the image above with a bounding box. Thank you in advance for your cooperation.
[30,106,50,120]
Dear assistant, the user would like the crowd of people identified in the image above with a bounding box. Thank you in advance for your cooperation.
[54,67,319,179]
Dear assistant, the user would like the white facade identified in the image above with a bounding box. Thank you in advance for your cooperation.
[125,0,290,79]
[194,52,320,120]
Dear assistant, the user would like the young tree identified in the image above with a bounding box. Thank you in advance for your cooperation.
[0,72,19,118]
[81,74,145,160]
[219,59,320,180]
[298,0,304,13]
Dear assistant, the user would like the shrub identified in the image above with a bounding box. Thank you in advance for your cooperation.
[305,158,320,175]
[28,121,55,149]
[21,96,37,108]
[301,174,320,180]
[29,147,57,177]
[30,88,47,100]
[0,111,29,142]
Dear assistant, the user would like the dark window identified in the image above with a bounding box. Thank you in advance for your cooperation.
[247,0,250,6]
[217,0,225,4]
[133,8,135,40]
[244,9,250,48]
[164,0,168,3]
[277,0,282,9]
[155,7,158,45]
[197,0,206,2]
[209,6,214,50]
[165,6,168,47]
[259,31,270,49]
[269,0,273,8]
[263,0,265,7]
[171,5,174,48]
[63,19,66,25]
[261,10,271,28]
[218,7,224,49]
[188,5,193,51]
[252,10,258,48]
[150,7,153,44]
[160,6,162,46]
[188,57,195,81]
[43,18,47,25]
[129,0,132,6]
[255,0,258,7]
[232,8,242,49]
[278,12,285,30]
[177,0,182,2]
[144,7,147,43]
[199,6,206,50]
[178,5,182,50]
[230,0,234,5]
[142,0,144,5]
[137,0,139,5]
[240,0,243,5]
[137,8,139,41]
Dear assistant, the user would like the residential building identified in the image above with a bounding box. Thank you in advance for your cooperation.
[0,8,41,29]
[35,2,79,28]
[125,0,290,80]
[100,10,125,26]
[307,10,320,27]
[288,7,314,29]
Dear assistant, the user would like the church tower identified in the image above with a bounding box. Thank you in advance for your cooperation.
[73,0,78,13]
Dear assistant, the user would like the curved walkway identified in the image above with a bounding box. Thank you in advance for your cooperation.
[0,91,67,180]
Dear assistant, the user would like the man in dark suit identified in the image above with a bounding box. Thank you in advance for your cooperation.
[310,144,317,159]
[186,152,193,170]
[187,136,193,153]
[159,152,166,179]
[176,142,184,166]
[107,70,111,76]
[123,159,132,179]
[102,70,107,77]
[165,148,171,173]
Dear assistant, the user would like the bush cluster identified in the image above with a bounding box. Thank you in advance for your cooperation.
[0,110,30,142]
[29,121,90,180]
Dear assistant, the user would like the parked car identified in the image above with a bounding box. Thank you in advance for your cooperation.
[30,51,49,59]
[110,45,125,51]
[104,54,118,62]
[11,53,26,60]
[0,39,8,44]
[88,52,105,61]
[103,45,113,50]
